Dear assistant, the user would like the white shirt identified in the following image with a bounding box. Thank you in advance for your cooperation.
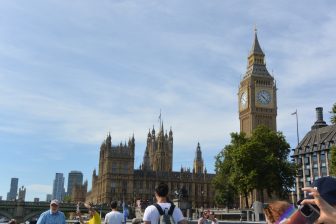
[104,210,124,224]
[143,203,185,224]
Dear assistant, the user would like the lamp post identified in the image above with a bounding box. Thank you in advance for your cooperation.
[291,109,300,145]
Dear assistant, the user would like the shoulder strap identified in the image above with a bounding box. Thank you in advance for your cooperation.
[167,202,175,215]
[153,203,164,215]
[154,203,175,216]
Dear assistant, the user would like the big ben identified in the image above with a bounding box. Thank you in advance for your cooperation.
[239,29,277,136]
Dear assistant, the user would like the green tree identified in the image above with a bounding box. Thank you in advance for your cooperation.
[250,126,296,200]
[214,126,296,208]
[212,172,235,208]
[330,146,336,176]
[213,146,237,208]
[214,132,254,207]
[63,195,72,203]
[330,103,336,124]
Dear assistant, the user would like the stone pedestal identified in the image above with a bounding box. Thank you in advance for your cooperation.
[173,198,192,218]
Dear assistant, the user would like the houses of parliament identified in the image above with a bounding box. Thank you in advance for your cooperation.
[72,30,278,208]
[85,123,215,208]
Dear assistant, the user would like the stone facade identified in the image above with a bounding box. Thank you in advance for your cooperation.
[292,107,336,201]
[238,30,277,136]
[72,180,88,203]
[86,125,215,209]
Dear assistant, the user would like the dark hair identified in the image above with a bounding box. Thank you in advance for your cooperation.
[155,182,169,197]
[110,200,118,209]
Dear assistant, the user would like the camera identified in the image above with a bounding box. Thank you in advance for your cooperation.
[286,204,320,224]
[299,204,320,224]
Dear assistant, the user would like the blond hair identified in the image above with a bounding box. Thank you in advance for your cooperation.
[263,201,291,223]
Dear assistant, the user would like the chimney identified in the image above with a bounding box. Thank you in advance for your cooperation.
[311,107,327,130]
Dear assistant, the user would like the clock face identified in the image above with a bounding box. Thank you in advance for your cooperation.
[257,90,271,105]
[240,91,248,109]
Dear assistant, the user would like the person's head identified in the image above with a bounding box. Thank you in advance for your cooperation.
[203,210,209,219]
[8,219,16,224]
[50,199,59,213]
[263,201,292,224]
[110,200,118,210]
[155,182,169,198]
[310,176,336,207]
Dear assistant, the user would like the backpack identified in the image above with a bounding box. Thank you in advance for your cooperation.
[153,202,176,224]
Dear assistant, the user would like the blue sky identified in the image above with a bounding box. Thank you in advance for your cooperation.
[0,1,335,201]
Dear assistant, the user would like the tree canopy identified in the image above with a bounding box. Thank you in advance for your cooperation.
[214,126,296,208]
[330,146,336,176]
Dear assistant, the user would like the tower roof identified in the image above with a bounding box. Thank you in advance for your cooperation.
[249,29,264,56]
[244,28,271,78]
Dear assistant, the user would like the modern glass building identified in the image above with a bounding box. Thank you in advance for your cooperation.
[6,178,19,201]
[67,171,83,197]
[52,173,65,201]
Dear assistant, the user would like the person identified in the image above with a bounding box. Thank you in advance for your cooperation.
[301,186,336,224]
[36,199,66,224]
[263,201,293,224]
[197,211,209,224]
[122,202,129,223]
[8,219,16,224]
[208,211,217,224]
[301,176,336,207]
[143,182,187,224]
[77,202,101,224]
[104,200,124,224]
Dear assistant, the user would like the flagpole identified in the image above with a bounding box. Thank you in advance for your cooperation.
[291,110,300,146]
[158,109,162,126]
[294,109,300,145]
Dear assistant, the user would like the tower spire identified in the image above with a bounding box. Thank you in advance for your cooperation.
[249,27,264,56]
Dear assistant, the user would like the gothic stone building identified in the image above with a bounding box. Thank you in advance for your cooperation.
[86,123,215,209]
[237,30,278,207]
[238,30,277,137]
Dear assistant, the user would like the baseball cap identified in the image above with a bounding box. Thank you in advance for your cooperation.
[299,176,336,206]
[50,199,59,206]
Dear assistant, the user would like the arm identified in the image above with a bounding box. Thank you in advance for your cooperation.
[174,208,188,224]
[142,206,151,224]
[36,212,45,224]
[84,202,96,213]
[103,213,108,224]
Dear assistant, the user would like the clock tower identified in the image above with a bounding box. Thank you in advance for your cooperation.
[239,30,277,136]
